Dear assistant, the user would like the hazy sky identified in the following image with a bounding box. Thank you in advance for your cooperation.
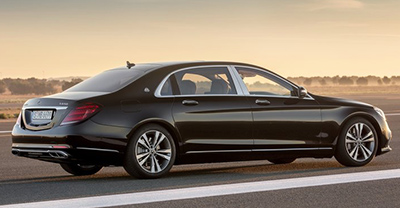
[1,0,399,78]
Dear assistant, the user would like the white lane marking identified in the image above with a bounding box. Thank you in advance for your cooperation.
[0,131,11,134]
[1,169,400,208]
[386,113,400,116]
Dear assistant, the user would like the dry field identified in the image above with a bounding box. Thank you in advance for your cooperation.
[307,85,400,96]
[0,94,38,119]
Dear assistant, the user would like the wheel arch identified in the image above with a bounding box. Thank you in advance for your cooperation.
[126,118,182,160]
[334,112,382,155]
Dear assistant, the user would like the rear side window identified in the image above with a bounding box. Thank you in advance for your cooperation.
[160,78,173,96]
[173,67,237,95]
[66,69,144,92]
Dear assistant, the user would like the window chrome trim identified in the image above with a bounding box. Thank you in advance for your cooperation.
[227,65,246,96]
[231,65,314,100]
[155,64,314,100]
[154,65,243,98]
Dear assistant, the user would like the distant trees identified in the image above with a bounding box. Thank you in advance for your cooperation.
[303,78,312,86]
[356,77,368,86]
[319,79,327,86]
[332,76,339,85]
[5,78,56,95]
[382,76,391,85]
[338,76,354,85]
[62,78,83,91]
[286,75,395,86]
[0,80,6,94]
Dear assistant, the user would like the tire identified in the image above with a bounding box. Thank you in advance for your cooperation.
[268,158,296,164]
[335,117,378,167]
[124,124,176,179]
[60,163,103,176]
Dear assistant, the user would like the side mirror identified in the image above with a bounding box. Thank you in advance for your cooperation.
[298,86,308,98]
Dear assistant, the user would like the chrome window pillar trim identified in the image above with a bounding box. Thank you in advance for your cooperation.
[227,65,245,96]
[154,65,241,98]
[154,71,172,98]
[228,65,250,96]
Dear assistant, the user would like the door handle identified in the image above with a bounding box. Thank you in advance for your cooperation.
[255,99,270,105]
[182,100,199,106]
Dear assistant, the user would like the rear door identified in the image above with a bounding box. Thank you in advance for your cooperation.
[158,65,253,152]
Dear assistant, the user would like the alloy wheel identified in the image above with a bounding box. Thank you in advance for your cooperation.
[345,122,375,162]
[135,130,172,173]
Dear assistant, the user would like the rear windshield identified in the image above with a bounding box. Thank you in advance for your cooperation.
[66,68,145,92]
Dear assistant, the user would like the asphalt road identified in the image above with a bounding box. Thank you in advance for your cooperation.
[0,95,399,207]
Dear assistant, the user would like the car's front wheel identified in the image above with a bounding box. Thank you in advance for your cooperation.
[335,117,378,166]
[124,124,176,179]
[60,163,103,176]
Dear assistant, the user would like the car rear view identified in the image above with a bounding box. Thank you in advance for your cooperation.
[11,64,154,175]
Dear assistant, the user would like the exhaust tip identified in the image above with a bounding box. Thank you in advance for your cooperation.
[11,148,19,155]
[48,151,69,159]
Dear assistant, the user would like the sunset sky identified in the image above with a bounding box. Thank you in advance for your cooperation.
[1,0,399,78]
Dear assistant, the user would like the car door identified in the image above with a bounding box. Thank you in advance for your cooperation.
[160,65,253,152]
[232,66,322,149]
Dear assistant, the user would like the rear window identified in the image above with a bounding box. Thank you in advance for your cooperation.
[65,65,154,92]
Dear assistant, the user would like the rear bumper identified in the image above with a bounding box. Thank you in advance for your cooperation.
[11,144,124,165]
[11,119,131,165]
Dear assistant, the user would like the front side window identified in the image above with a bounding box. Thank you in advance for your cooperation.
[235,67,293,96]
[172,66,237,96]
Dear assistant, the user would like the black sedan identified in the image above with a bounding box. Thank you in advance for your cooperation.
[11,61,392,178]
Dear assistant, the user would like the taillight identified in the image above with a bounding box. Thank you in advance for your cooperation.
[60,103,101,126]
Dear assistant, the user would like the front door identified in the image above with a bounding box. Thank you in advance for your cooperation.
[233,66,322,149]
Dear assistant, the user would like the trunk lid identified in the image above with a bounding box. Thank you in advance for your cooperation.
[21,92,108,131]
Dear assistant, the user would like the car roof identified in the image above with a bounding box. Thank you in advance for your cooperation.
[107,61,297,87]
[109,61,257,73]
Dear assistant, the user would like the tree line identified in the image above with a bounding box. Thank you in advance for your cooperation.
[0,75,399,95]
[288,75,400,87]
[0,78,83,95]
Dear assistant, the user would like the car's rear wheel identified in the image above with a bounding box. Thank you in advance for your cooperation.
[335,117,378,166]
[268,158,296,164]
[124,124,176,179]
[60,163,103,176]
